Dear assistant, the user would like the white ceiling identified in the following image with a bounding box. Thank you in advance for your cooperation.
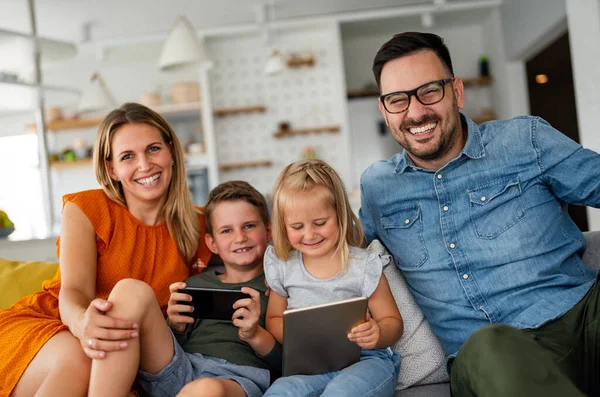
[0,0,497,115]
[0,0,484,42]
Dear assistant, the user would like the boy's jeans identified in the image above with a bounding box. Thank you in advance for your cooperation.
[263,348,400,397]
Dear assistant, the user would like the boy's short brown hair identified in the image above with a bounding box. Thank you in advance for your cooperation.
[204,180,270,236]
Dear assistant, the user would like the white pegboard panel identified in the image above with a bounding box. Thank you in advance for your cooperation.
[206,23,351,195]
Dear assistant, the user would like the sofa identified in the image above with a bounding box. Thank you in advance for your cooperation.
[1,231,599,397]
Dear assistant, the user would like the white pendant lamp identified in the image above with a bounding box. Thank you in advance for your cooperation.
[158,16,210,71]
[77,72,116,113]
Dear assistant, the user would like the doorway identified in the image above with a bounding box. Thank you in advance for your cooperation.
[526,32,589,232]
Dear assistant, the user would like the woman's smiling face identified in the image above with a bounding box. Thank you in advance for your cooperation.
[107,123,173,207]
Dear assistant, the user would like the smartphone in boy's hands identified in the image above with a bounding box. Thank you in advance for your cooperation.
[178,287,251,321]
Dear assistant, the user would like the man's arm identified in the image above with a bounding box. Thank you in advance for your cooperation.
[534,118,600,207]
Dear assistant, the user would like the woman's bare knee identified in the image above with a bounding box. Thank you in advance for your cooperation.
[110,279,156,305]
[108,278,158,317]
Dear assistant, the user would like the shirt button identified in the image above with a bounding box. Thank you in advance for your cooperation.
[443,206,449,211]
[480,196,486,202]
[450,243,456,249]
[404,219,410,224]
[437,174,443,180]
[463,274,469,280]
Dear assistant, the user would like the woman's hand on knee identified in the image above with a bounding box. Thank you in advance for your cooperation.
[79,298,139,359]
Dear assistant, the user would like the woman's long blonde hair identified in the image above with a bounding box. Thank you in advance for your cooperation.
[93,102,201,264]
[271,159,364,271]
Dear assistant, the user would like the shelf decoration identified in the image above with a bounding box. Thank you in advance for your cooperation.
[220,160,272,172]
[265,50,286,75]
[300,145,318,159]
[265,50,315,75]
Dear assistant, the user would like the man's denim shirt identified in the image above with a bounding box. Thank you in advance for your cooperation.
[359,114,599,358]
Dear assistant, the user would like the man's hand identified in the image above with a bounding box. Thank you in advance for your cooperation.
[232,287,261,341]
[347,312,380,349]
[166,282,194,333]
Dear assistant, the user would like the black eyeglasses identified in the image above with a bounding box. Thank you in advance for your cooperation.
[379,78,455,114]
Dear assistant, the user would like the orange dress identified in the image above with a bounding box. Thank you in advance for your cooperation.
[0,189,211,396]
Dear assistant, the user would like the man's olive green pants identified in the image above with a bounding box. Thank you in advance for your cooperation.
[451,272,599,397]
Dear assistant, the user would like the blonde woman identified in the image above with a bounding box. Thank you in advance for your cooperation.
[264,159,403,397]
[0,103,211,397]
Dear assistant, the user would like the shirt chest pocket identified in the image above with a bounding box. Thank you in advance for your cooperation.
[468,177,526,239]
[381,205,428,269]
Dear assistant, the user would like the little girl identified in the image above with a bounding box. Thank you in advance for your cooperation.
[263,159,402,397]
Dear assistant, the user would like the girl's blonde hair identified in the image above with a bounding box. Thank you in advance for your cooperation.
[93,102,201,264]
[272,159,364,271]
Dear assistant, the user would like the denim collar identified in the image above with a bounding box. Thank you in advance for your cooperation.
[394,113,486,174]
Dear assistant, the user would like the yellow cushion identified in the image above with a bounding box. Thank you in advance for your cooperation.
[0,257,58,309]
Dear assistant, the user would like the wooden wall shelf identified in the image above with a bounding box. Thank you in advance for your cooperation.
[49,158,92,169]
[347,76,493,99]
[347,88,379,99]
[462,76,492,87]
[28,117,103,132]
[28,104,268,132]
[273,125,340,138]
[214,105,266,117]
[48,157,276,172]
[219,160,272,172]
[287,56,315,68]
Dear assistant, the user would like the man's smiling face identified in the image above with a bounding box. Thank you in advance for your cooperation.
[379,50,466,170]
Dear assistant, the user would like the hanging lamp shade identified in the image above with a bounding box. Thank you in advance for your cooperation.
[77,72,116,113]
[158,16,209,71]
[265,49,285,75]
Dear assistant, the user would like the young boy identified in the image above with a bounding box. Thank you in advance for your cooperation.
[87,181,281,397]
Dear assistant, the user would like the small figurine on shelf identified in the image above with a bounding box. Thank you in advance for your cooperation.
[73,138,88,159]
[301,145,317,159]
[61,148,76,162]
[279,121,291,134]
[479,55,490,77]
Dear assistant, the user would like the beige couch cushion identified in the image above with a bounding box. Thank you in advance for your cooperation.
[367,240,449,390]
